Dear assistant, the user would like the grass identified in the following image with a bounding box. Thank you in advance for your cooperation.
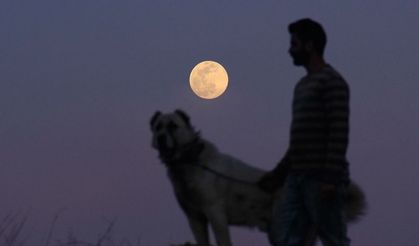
[0,212,203,246]
[0,212,142,246]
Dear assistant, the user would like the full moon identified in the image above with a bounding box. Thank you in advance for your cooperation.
[189,60,229,99]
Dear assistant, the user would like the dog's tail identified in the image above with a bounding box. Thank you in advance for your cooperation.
[344,182,367,223]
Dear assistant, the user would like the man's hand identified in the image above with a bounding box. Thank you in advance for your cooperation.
[320,183,338,201]
[257,171,284,193]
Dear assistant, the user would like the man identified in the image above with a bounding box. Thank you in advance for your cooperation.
[258,18,351,246]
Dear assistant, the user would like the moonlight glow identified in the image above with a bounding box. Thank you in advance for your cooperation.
[189,61,229,99]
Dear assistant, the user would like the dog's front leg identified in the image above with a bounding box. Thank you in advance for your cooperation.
[206,204,232,246]
[186,213,211,246]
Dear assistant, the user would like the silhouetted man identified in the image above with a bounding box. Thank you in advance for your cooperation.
[259,18,351,246]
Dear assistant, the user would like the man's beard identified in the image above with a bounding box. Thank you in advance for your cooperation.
[290,50,310,66]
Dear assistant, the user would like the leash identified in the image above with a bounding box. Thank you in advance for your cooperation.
[172,162,260,186]
[162,136,263,187]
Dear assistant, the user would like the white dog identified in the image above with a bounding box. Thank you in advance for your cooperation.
[150,110,366,246]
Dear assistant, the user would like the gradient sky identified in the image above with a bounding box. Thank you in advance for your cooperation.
[1,1,419,245]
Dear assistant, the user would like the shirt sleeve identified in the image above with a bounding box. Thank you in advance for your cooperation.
[323,77,350,166]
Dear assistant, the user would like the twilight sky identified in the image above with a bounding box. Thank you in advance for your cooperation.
[1,1,419,245]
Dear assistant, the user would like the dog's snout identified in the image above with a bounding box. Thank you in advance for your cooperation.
[157,135,167,147]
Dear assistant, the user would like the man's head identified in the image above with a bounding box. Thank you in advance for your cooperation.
[288,18,327,66]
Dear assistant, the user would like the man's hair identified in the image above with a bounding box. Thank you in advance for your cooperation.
[288,18,327,55]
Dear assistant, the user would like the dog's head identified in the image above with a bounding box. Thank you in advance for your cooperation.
[150,110,199,162]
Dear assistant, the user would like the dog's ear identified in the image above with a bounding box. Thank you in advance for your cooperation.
[150,111,162,129]
[175,109,192,128]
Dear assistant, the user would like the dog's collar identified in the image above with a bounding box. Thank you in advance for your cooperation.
[161,136,205,166]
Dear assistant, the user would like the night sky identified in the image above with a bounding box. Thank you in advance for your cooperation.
[2,1,419,245]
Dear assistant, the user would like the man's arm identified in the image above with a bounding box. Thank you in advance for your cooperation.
[257,149,291,192]
[271,149,291,175]
[322,77,350,183]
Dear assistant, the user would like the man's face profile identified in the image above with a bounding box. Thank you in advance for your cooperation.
[289,34,310,66]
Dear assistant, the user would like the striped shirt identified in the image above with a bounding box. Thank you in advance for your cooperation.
[284,65,350,183]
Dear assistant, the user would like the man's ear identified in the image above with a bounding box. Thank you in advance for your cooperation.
[305,41,314,52]
[150,111,162,129]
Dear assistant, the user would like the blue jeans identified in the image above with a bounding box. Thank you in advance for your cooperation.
[269,174,350,246]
